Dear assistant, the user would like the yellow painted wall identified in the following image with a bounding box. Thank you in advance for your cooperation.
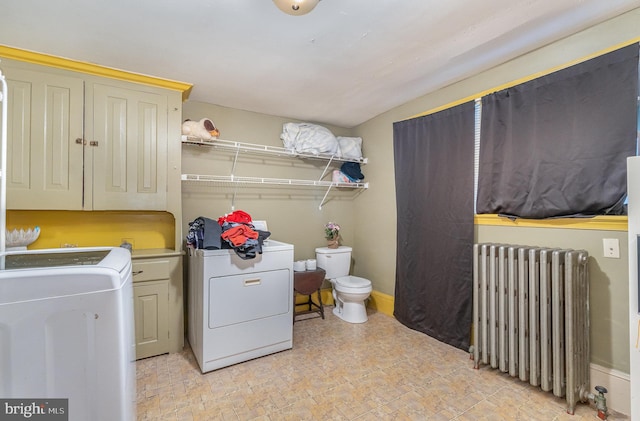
[7,210,175,250]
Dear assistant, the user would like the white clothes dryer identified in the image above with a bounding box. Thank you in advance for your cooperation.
[188,240,294,373]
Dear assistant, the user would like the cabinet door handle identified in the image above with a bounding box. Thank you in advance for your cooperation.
[75,138,86,145]
[89,141,99,147]
[244,278,261,286]
[133,270,144,276]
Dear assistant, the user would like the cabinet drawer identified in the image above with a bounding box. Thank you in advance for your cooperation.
[132,259,171,282]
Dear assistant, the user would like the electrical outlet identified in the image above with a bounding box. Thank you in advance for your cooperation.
[603,238,620,259]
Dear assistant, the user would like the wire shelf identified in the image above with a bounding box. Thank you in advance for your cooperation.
[181,174,368,189]
[181,136,368,164]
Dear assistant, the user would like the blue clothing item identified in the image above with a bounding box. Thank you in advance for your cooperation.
[340,162,364,181]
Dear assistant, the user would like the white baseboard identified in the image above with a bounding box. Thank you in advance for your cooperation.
[590,363,630,416]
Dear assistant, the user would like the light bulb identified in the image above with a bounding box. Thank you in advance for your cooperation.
[273,0,320,16]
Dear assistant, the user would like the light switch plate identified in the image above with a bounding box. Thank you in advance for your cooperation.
[603,238,620,258]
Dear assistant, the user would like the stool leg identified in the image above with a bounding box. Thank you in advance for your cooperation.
[317,288,324,319]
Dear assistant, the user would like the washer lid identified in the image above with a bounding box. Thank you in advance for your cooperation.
[335,276,370,288]
[3,248,112,270]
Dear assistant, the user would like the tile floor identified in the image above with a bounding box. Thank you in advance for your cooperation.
[136,309,628,420]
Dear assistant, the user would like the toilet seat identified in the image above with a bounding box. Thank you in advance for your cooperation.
[334,276,372,293]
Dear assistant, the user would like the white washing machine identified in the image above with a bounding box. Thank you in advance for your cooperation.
[188,239,294,373]
[0,247,136,421]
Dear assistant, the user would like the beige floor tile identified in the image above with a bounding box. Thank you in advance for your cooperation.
[136,309,628,421]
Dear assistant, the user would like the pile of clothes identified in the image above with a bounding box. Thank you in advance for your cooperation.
[332,162,365,183]
[186,210,271,260]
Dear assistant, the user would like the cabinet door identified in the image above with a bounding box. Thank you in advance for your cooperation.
[133,255,184,355]
[133,280,169,360]
[3,68,84,209]
[88,83,168,210]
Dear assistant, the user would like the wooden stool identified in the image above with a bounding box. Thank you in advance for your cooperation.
[293,268,325,322]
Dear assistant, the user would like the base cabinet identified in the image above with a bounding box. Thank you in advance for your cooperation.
[132,250,183,360]
[133,280,169,360]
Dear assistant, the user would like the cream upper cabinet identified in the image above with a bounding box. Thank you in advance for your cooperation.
[2,62,175,211]
[86,83,168,210]
[4,68,84,209]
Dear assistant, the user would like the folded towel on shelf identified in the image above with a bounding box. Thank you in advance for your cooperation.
[280,122,339,156]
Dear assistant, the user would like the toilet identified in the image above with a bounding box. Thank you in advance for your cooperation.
[315,246,372,323]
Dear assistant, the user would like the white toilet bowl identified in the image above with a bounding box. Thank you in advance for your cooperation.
[330,275,372,324]
[316,246,372,324]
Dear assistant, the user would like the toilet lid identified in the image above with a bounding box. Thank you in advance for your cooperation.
[335,276,371,288]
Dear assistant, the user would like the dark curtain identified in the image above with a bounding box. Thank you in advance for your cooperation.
[477,43,639,219]
[393,101,475,351]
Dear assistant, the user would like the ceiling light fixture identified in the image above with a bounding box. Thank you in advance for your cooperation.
[273,0,321,16]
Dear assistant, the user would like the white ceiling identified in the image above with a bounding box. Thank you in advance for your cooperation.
[1,1,639,128]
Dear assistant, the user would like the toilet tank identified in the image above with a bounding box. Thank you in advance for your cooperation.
[315,246,352,279]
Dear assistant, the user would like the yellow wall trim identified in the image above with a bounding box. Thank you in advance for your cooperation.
[369,290,395,317]
[297,288,395,318]
[0,45,193,100]
[406,37,640,121]
[475,214,627,231]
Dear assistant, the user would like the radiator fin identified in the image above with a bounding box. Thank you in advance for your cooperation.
[472,243,589,414]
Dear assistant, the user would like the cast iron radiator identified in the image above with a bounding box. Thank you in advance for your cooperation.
[472,243,590,414]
